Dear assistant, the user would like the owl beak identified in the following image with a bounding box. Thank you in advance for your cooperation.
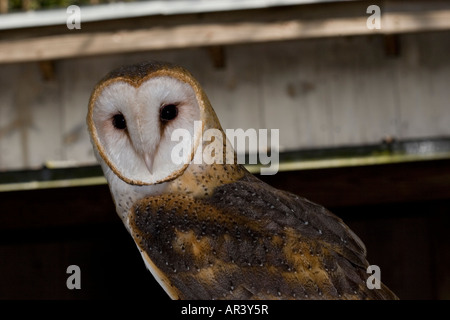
[144,153,154,174]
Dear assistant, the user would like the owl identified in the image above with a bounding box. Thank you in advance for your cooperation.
[87,61,398,300]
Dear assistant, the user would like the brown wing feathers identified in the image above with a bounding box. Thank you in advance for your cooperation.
[129,174,397,300]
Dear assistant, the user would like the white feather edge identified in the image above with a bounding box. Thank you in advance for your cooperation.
[136,245,179,300]
[126,215,179,300]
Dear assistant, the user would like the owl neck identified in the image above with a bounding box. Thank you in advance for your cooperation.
[166,124,248,197]
[102,163,168,225]
[105,159,247,226]
[167,162,248,198]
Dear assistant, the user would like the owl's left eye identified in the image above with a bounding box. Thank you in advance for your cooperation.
[112,114,127,130]
[160,104,178,122]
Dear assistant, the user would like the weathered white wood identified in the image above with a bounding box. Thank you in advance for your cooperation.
[205,45,265,155]
[0,63,63,170]
[326,36,398,146]
[427,32,450,137]
[1,30,450,172]
[0,64,23,170]
[0,0,8,14]
[394,34,439,140]
[0,0,338,30]
[26,63,63,169]
[60,57,110,165]
[352,37,399,144]
[259,40,322,151]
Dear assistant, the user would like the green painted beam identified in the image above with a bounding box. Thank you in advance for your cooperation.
[1,138,450,192]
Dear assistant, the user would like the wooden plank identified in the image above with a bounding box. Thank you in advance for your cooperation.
[427,32,450,138]
[329,36,399,146]
[383,7,450,34]
[0,0,8,14]
[2,30,450,172]
[60,57,113,164]
[2,158,450,226]
[285,38,337,148]
[352,36,399,144]
[394,33,437,140]
[1,1,450,64]
[26,63,64,169]
[303,39,337,148]
[259,40,325,151]
[255,32,448,151]
[1,18,369,63]
[0,62,63,170]
[0,63,22,170]
[207,45,265,155]
[323,37,359,146]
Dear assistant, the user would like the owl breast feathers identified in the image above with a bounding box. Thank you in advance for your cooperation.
[87,61,398,300]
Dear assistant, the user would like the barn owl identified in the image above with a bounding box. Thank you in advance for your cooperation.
[87,61,398,300]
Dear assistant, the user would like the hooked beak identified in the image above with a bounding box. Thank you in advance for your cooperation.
[144,153,154,175]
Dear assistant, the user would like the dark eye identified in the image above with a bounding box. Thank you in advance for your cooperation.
[160,104,178,122]
[112,114,127,130]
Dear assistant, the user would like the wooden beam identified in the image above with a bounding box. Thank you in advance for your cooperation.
[0,0,8,14]
[1,159,449,230]
[259,159,450,207]
[0,1,449,64]
[0,18,366,63]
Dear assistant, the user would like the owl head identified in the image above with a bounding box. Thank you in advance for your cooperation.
[87,61,223,186]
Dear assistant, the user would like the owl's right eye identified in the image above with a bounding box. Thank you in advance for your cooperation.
[112,114,127,130]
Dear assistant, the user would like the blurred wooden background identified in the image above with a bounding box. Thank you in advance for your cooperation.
[1,0,450,300]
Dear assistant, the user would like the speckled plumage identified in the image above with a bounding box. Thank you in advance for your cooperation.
[87,61,398,300]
